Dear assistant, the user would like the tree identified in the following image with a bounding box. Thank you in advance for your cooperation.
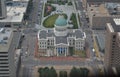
[70,67,89,77]
[82,68,89,77]
[38,67,57,77]
[50,67,57,77]
[70,67,77,77]
[59,71,67,77]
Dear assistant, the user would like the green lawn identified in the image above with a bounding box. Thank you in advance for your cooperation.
[43,14,67,28]
[70,13,78,29]
[74,50,86,57]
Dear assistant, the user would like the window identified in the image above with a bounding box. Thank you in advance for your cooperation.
[91,9,93,11]
[0,55,8,57]
[113,35,116,39]
[0,69,9,71]
[0,62,8,64]
[0,73,9,74]
[0,66,8,68]
[0,59,8,61]
[0,52,8,54]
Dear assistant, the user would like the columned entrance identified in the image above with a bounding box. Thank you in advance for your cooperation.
[56,47,67,56]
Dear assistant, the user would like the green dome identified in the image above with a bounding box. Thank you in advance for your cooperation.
[55,15,67,26]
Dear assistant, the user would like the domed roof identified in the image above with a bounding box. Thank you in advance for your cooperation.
[55,15,67,26]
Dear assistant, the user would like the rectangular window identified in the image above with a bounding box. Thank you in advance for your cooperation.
[0,55,8,57]
[0,69,9,71]
[0,62,8,64]
[0,66,9,68]
[113,35,116,39]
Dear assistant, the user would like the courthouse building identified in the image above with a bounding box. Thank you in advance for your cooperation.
[37,15,86,56]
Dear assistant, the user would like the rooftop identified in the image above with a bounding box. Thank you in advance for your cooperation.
[89,4,110,17]
[56,36,67,44]
[0,28,13,52]
[113,18,120,25]
[0,0,28,23]
[38,29,85,44]
[0,28,22,53]
[110,18,120,32]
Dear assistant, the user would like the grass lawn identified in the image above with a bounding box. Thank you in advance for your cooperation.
[70,13,78,29]
[74,50,86,57]
[43,14,67,28]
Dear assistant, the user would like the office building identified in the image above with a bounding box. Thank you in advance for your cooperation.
[0,0,29,28]
[104,18,120,75]
[0,28,22,77]
[82,0,120,30]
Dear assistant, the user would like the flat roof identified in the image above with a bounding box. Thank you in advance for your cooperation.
[110,18,120,32]
[113,18,120,25]
[0,28,13,52]
[0,1,28,23]
[0,28,22,52]
[89,4,110,17]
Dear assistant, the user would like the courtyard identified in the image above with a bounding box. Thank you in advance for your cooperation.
[41,0,80,29]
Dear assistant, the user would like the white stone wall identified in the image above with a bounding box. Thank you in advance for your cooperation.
[75,39,85,50]
[68,37,75,47]
[55,44,68,56]
[47,37,54,47]
[39,39,47,49]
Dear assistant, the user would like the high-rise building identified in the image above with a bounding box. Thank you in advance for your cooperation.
[0,0,7,19]
[0,28,22,77]
[104,18,120,75]
[0,0,29,28]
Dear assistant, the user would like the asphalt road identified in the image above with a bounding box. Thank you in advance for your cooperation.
[75,0,102,76]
